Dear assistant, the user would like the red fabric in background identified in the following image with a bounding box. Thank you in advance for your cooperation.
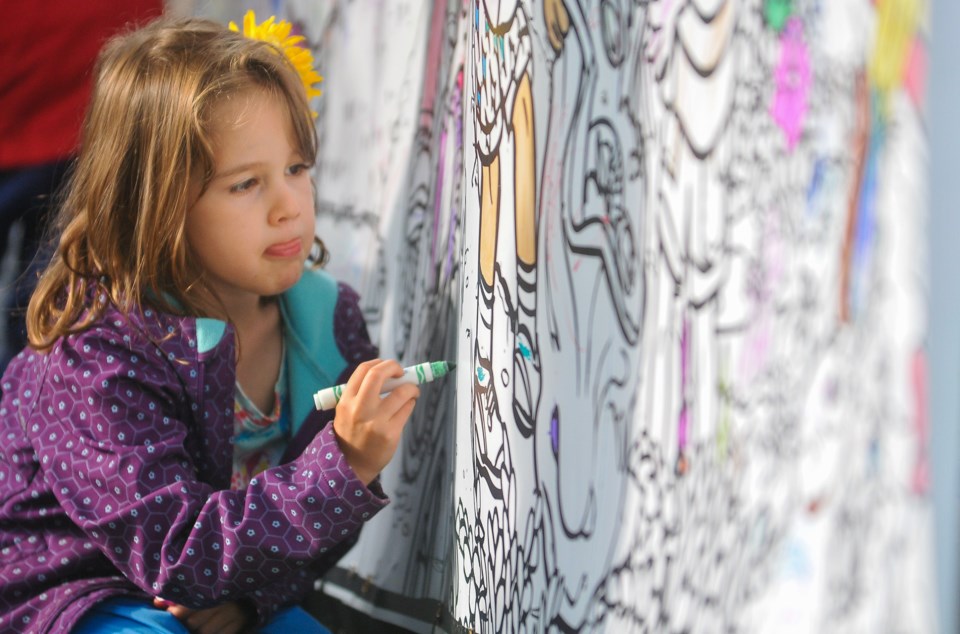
[0,1,163,168]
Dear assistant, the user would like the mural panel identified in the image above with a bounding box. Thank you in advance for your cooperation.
[227,0,935,631]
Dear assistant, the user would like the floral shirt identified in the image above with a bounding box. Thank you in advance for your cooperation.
[232,349,290,490]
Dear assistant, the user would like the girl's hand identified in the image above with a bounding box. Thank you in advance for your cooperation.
[333,359,419,484]
[153,597,254,634]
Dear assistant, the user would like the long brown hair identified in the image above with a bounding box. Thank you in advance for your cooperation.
[27,16,318,350]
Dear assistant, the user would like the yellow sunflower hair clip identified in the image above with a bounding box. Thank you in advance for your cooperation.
[229,10,323,116]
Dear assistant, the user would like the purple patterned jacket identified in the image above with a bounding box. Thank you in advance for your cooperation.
[0,269,383,633]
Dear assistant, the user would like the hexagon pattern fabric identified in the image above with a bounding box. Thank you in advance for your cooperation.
[0,269,384,633]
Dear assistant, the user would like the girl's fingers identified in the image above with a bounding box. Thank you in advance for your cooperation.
[190,603,248,634]
[154,599,250,634]
[186,610,212,629]
[386,393,418,430]
[342,358,380,398]
[354,359,404,405]
[334,359,417,484]
[165,603,193,619]
[379,383,419,418]
[195,609,241,634]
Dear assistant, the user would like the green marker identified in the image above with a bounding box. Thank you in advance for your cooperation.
[313,360,456,411]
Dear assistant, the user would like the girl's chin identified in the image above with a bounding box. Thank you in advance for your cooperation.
[271,266,305,294]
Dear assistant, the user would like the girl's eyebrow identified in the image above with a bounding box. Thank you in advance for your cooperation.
[211,162,265,181]
[212,153,306,181]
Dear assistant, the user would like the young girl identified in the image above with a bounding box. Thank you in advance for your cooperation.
[0,15,418,634]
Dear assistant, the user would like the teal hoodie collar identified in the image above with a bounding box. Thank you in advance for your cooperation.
[189,267,347,435]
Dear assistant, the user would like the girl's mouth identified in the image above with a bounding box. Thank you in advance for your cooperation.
[265,238,302,258]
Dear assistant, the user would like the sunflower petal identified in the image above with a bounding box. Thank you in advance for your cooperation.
[231,11,323,115]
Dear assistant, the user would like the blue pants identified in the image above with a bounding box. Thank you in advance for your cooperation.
[71,596,331,633]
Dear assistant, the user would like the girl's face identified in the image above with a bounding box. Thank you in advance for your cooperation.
[187,90,315,311]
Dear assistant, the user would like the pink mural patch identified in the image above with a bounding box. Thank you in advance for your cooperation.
[912,348,930,495]
[770,17,811,151]
[903,36,927,109]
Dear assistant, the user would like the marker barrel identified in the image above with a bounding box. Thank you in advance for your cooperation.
[313,360,454,411]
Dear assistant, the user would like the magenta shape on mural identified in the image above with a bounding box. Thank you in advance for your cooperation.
[770,17,811,151]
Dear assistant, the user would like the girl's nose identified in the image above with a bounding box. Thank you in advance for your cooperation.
[269,183,302,224]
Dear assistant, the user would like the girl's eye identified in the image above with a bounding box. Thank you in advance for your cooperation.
[230,178,257,194]
[288,163,310,176]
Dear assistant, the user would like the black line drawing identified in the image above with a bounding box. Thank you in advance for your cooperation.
[290,0,933,631]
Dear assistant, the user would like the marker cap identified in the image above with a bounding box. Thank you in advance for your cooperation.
[313,389,339,411]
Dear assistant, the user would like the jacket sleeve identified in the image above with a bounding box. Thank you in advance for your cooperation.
[29,327,388,612]
[242,566,315,625]
[242,477,378,623]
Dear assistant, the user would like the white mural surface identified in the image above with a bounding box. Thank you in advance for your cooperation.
[221,0,935,631]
